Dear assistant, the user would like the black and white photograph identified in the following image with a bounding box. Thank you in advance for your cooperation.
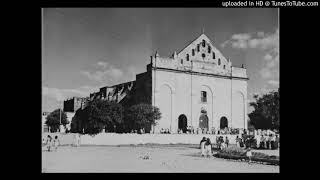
[42,8,279,173]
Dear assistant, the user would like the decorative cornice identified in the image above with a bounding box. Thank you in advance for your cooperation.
[152,67,249,81]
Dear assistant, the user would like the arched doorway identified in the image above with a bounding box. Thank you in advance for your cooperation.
[199,113,209,130]
[220,117,228,129]
[178,114,187,133]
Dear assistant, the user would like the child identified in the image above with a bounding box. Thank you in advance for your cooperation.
[246,147,253,164]
[53,136,60,151]
[200,137,207,157]
[46,135,52,152]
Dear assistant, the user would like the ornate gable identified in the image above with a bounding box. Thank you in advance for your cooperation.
[152,33,236,76]
[177,34,231,71]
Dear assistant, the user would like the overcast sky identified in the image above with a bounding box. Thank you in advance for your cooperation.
[42,8,279,112]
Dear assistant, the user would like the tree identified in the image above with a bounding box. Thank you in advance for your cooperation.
[249,88,279,131]
[71,99,123,135]
[45,109,69,132]
[125,103,161,133]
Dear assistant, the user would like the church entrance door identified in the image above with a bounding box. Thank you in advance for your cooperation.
[199,114,209,130]
[178,114,187,133]
[220,116,228,129]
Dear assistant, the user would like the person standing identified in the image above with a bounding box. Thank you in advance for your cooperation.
[246,147,253,164]
[256,135,260,149]
[225,136,229,148]
[205,138,212,157]
[53,136,60,152]
[236,136,240,148]
[260,135,265,149]
[46,135,53,152]
[200,137,207,157]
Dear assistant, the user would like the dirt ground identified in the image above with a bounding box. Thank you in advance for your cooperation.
[42,144,279,173]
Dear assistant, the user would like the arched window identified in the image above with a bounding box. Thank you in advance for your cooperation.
[192,49,195,56]
[208,46,211,53]
[202,53,206,59]
[197,44,200,52]
[201,91,207,102]
[202,40,206,47]
[212,52,215,59]
[218,58,221,65]
[186,54,189,61]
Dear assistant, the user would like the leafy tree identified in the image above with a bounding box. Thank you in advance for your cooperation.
[71,99,123,135]
[125,103,161,133]
[249,88,279,131]
[70,108,88,134]
[45,109,69,132]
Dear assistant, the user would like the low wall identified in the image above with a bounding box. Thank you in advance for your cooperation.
[80,133,239,146]
[42,133,240,146]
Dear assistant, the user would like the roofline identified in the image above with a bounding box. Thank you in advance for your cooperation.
[152,67,249,80]
[176,32,205,55]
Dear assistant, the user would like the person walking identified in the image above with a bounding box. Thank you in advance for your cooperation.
[200,137,207,157]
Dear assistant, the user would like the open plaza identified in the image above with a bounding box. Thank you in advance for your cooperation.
[42,144,279,173]
[42,132,279,173]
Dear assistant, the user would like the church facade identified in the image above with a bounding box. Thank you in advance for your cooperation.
[80,33,249,134]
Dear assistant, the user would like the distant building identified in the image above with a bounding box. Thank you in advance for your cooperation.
[84,32,249,134]
[63,97,89,112]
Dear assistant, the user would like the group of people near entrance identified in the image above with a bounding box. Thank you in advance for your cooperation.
[216,136,229,150]
[199,136,230,157]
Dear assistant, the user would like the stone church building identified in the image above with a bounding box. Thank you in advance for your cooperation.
[77,32,249,134]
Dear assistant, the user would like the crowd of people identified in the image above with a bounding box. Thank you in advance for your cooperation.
[177,127,244,135]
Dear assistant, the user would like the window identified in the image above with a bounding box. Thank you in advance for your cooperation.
[202,53,206,58]
[202,40,206,47]
[201,91,207,102]
[223,65,226,69]
[192,49,195,56]
[218,58,221,65]
[197,44,200,52]
[181,59,183,64]
[212,52,215,59]
[208,46,211,53]
[186,54,189,61]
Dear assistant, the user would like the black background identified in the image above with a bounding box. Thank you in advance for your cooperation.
[5,0,319,176]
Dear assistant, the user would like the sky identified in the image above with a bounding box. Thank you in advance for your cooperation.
[42,8,279,113]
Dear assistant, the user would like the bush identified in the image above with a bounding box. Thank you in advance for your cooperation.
[215,146,279,165]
